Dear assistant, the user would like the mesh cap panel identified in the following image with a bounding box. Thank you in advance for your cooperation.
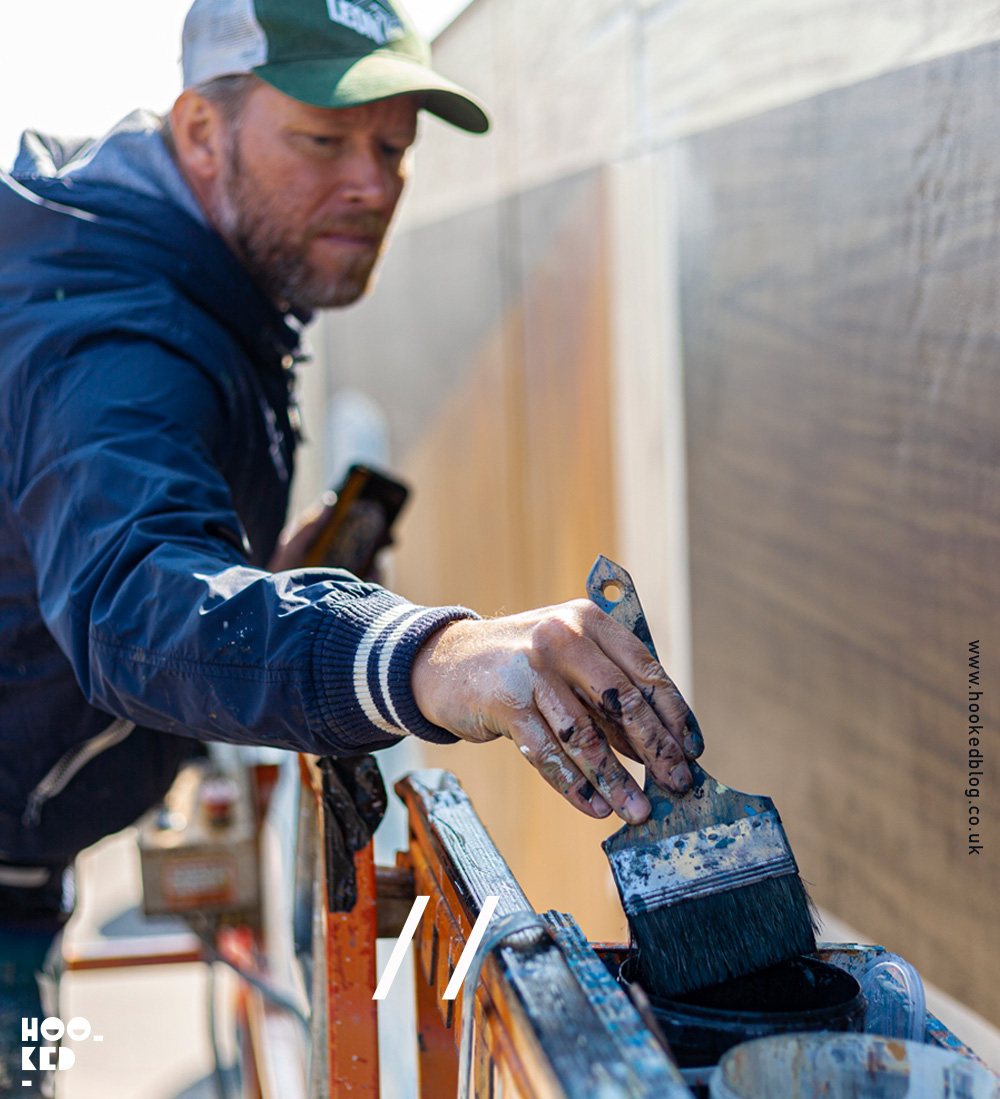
[183,0,268,87]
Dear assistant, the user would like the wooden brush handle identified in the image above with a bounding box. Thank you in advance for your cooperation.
[586,555,774,832]
[586,555,662,662]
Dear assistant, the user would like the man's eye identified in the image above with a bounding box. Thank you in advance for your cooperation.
[293,133,340,150]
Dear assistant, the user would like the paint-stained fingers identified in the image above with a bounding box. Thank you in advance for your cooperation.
[588,706,643,766]
[598,675,692,793]
[533,679,652,824]
[562,652,690,792]
[578,602,691,729]
[561,605,696,790]
[509,713,614,819]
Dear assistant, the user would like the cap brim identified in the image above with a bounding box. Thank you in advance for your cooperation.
[255,53,490,134]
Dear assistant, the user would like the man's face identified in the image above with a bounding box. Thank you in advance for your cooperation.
[214,83,419,312]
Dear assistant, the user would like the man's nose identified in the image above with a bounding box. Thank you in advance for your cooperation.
[338,140,396,209]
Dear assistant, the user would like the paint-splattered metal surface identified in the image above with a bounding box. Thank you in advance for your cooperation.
[543,910,685,1085]
[712,1033,1000,1099]
[586,555,658,657]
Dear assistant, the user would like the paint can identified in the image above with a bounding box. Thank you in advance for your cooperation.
[709,1033,1000,1099]
[618,952,865,1089]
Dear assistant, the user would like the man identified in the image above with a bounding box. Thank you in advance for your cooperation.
[0,0,701,1088]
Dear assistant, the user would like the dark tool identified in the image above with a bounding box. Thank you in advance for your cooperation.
[587,554,817,999]
[302,463,409,577]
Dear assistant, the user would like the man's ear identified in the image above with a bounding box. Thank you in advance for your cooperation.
[169,89,227,185]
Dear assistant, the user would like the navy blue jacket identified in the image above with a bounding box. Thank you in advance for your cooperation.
[0,163,466,867]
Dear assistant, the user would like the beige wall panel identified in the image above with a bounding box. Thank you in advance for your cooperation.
[401,0,1000,231]
[679,44,1000,1022]
[640,0,1000,142]
[504,0,633,203]
[608,151,693,698]
[390,322,518,614]
[404,0,634,229]
[314,200,507,459]
[358,169,621,616]
[398,0,505,230]
[515,174,619,611]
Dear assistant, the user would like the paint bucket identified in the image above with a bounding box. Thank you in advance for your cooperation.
[618,953,865,1070]
[709,1033,1000,1099]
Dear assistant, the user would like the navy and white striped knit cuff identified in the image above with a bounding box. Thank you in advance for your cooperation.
[312,594,479,749]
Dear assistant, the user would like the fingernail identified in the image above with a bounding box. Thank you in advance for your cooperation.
[622,791,650,824]
[683,731,704,758]
[669,762,692,793]
[591,793,612,816]
[683,712,704,757]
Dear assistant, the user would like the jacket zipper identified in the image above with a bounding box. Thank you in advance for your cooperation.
[23,717,135,827]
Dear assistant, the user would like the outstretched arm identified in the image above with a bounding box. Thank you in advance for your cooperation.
[411,602,702,824]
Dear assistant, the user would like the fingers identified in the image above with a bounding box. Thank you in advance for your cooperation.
[532,678,652,824]
[267,496,332,572]
[595,673,692,793]
[535,604,696,793]
[510,713,615,819]
[590,708,642,765]
[587,603,691,734]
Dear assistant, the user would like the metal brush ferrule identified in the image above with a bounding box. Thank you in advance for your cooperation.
[605,811,798,915]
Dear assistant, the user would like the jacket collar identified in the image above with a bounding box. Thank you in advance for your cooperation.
[1,169,301,371]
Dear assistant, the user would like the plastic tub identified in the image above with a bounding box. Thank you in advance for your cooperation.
[856,952,926,1042]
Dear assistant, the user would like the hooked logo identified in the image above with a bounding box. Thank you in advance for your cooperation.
[21,1017,101,1085]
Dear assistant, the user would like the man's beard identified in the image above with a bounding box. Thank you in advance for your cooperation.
[215,134,390,313]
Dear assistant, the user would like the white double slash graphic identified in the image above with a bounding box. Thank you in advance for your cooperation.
[372,895,429,1000]
[442,895,499,999]
[372,895,500,1000]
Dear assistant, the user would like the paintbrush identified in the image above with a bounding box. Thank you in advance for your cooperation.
[587,554,817,999]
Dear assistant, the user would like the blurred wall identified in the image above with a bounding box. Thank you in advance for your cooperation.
[296,0,1000,1020]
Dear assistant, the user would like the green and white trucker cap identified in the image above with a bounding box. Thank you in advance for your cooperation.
[182,0,489,133]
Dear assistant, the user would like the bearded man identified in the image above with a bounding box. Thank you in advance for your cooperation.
[0,0,700,1089]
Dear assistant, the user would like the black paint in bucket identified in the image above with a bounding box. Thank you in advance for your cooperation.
[618,953,866,1070]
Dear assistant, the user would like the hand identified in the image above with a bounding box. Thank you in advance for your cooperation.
[268,495,336,572]
[268,495,385,581]
[410,601,703,824]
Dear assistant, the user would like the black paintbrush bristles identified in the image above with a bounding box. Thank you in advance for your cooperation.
[631,872,819,1000]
